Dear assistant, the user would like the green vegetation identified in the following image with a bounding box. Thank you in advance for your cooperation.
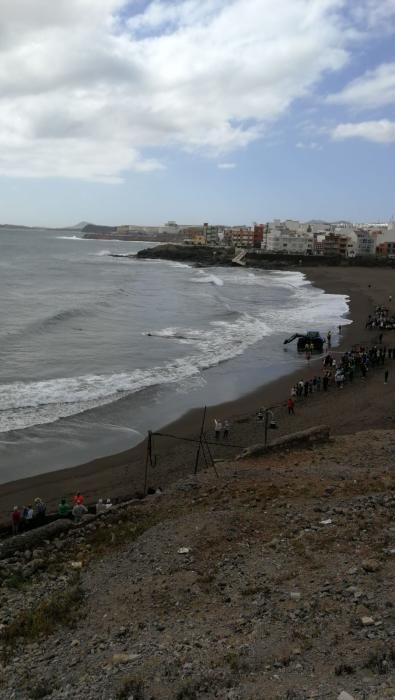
[1,581,84,655]
[3,571,28,590]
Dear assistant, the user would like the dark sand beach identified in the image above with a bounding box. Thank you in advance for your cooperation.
[0,265,393,519]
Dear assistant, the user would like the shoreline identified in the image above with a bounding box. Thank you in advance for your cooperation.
[0,265,393,519]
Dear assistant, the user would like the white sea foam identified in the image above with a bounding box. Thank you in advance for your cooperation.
[191,271,224,286]
[217,269,308,289]
[166,261,191,269]
[134,259,191,269]
[56,235,84,240]
[0,313,271,433]
[209,268,351,333]
[144,328,201,341]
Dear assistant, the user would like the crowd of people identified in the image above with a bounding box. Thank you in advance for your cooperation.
[211,318,393,437]
[9,492,113,535]
[366,303,395,330]
[288,338,392,415]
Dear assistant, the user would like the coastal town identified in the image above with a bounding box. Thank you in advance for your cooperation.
[94,219,395,259]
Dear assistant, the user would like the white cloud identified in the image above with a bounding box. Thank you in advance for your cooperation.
[328,62,395,109]
[332,120,395,143]
[351,0,395,29]
[0,0,352,181]
[217,163,237,169]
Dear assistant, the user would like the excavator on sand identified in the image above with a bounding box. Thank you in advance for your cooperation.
[283,331,324,352]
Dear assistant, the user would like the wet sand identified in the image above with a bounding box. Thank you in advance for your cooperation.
[1,266,394,519]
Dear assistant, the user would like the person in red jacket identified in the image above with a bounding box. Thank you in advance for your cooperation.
[287,397,295,415]
[11,506,21,536]
[73,492,84,505]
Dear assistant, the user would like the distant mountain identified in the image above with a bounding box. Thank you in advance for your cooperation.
[69,221,92,230]
[0,223,34,229]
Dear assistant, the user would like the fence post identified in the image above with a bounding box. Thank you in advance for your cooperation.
[194,406,207,475]
[264,410,269,447]
[143,430,152,495]
[264,409,273,448]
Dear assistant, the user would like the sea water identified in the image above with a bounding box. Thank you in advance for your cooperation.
[0,228,351,482]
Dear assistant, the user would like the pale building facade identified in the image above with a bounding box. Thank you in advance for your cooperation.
[266,229,314,255]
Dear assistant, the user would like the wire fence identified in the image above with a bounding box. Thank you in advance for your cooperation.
[140,338,393,494]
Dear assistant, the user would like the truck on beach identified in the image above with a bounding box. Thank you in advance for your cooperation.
[283,331,324,352]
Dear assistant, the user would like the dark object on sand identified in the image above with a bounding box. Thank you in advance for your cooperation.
[283,331,324,352]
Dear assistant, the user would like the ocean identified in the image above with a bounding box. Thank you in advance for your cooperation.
[0,228,351,483]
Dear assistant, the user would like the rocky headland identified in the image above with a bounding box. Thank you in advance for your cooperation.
[135,244,395,269]
[136,244,340,268]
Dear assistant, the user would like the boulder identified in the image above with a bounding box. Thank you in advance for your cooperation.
[362,559,381,573]
[112,652,139,665]
[0,520,74,560]
[361,616,375,626]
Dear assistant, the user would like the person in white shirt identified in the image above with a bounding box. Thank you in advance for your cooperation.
[214,419,222,440]
[96,498,106,514]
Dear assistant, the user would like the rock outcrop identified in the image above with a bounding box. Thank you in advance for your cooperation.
[0,519,74,559]
[236,424,330,459]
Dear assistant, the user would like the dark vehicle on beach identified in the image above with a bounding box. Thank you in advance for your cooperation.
[283,331,324,352]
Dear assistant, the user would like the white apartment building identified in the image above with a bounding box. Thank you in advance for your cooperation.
[356,230,375,255]
[265,229,314,255]
[335,228,375,257]
[284,219,302,232]
[308,221,332,234]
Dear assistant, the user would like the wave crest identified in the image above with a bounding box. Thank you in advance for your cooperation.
[0,314,271,433]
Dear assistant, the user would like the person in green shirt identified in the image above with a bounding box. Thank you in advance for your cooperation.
[58,498,71,516]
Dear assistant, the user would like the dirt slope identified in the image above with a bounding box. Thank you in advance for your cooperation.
[0,430,394,700]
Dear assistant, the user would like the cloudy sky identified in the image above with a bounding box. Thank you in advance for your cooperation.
[1,0,395,226]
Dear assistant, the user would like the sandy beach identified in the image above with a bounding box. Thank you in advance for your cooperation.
[0,265,393,520]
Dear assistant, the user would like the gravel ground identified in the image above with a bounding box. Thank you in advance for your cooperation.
[0,429,394,700]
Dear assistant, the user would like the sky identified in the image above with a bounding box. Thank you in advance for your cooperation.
[0,0,395,227]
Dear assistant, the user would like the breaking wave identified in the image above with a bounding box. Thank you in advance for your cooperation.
[56,235,84,240]
[0,313,271,433]
[96,249,112,257]
[191,271,224,286]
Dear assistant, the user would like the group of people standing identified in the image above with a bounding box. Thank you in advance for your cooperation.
[59,493,113,522]
[366,304,395,330]
[213,418,231,440]
[10,491,114,534]
[10,498,47,535]
[289,335,392,414]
